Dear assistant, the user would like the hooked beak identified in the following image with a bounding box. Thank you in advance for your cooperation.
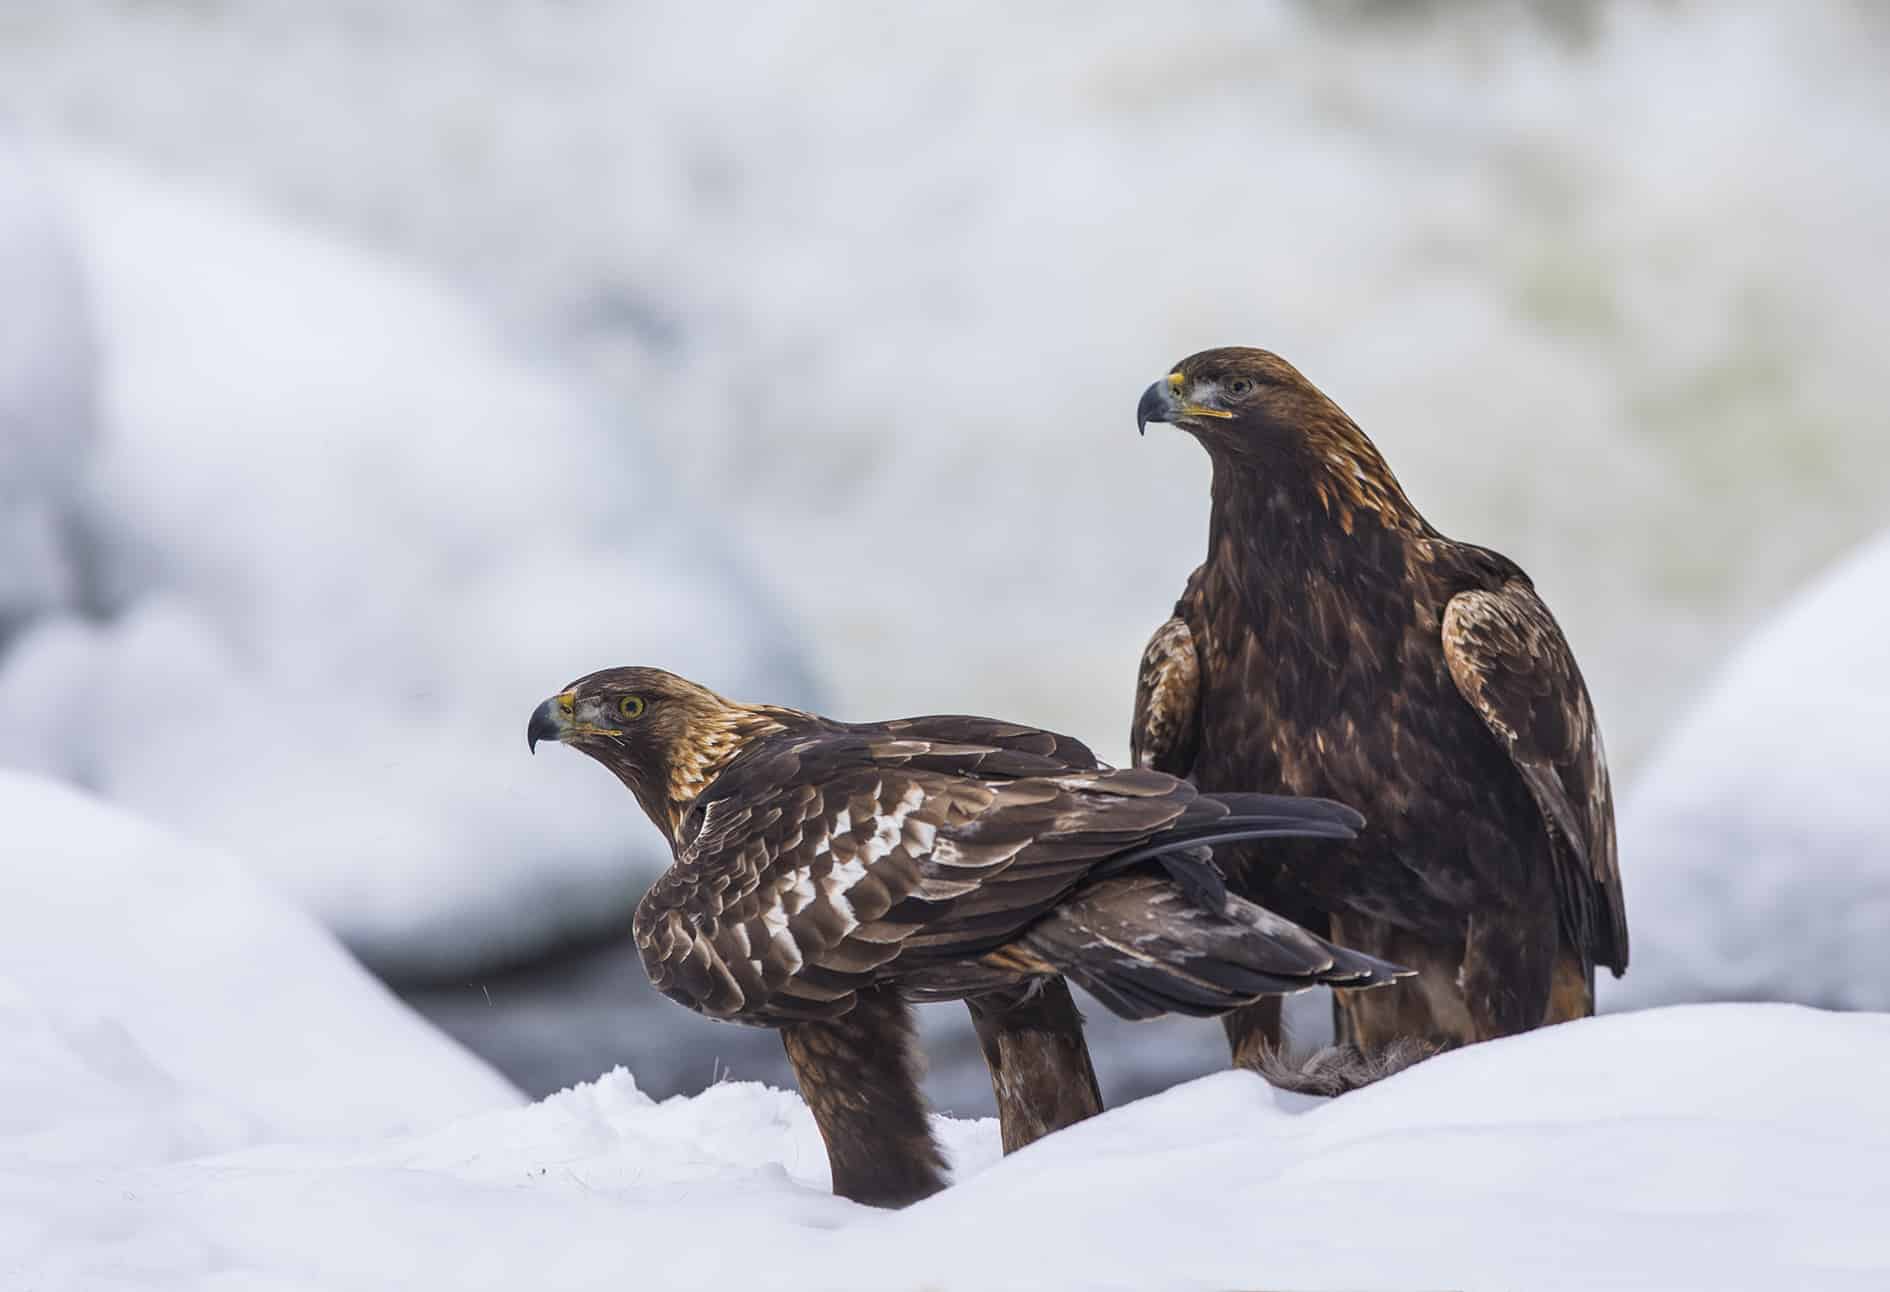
[1136,379,1175,435]
[1137,371,1233,435]
[527,692,576,753]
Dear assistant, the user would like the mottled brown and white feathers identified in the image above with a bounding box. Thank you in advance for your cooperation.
[531,666,1404,1029]
[632,713,1394,1027]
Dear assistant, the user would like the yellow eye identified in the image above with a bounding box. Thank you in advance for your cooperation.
[618,695,646,720]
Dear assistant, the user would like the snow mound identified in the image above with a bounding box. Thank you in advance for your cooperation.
[0,151,818,978]
[0,769,517,1167]
[4,773,1881,1288]
[1606,530,1890,1014]
[8,992,1885,1288]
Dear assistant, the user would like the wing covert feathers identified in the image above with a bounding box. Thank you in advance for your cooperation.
[1442,581,1628,973]
[1132,609,1202,774]
[632,724,1386,1026]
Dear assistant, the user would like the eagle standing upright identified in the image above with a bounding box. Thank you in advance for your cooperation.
[1133,348,1628,1063]
[529,666,1407,1207]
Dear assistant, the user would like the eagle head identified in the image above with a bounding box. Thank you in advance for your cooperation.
[1137,347,1353,449]
[1138,346,1413,527]
[528,666,785,842]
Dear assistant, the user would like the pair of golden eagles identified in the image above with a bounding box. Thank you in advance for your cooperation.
[528,347,1629,1208]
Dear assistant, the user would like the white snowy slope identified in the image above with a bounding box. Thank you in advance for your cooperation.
[1604,530,1890,1014]
[0,769,518,1169]
[1,773,1882,1291]
[0,150,817,979]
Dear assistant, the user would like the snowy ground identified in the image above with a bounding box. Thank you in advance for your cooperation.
[6,769,1886,1291]
[0,771,518,1157]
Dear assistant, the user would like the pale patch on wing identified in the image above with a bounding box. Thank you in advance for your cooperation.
[828,856,869,890]
[726,921,753,960]
[768,928,804,974]
[784,866,817,915]
[859,781,927,866]
[1132,612,1201,773]
[815,875,860,935]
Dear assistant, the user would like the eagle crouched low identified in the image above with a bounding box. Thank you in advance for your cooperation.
[529,666,1408,1208]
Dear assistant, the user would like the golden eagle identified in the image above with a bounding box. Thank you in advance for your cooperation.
[529,666,1407,1206]
[1134,347,1628,1064]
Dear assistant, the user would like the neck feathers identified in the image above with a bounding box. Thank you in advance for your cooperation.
[1210,408,1422,553]
[656,704,792,842]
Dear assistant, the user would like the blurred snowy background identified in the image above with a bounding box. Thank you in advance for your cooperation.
[0,1,1885,1115]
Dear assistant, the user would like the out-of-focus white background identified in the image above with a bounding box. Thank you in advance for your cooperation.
[1,1,1885,1113]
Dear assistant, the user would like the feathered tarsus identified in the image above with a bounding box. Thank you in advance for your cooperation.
[529,667,1407,1206]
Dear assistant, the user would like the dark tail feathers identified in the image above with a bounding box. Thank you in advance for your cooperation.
[1021,874,1410,1022]
[1093,791,1365,912]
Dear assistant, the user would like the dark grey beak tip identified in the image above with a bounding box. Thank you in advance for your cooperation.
[1136,380,1171,436]
[527,701,561,755]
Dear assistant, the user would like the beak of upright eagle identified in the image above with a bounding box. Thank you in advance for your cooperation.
[528,690,625,752]
[1137,370,1234,435]
[527,693,574,752]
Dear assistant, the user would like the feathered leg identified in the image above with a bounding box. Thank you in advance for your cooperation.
[1542,948,1596,1025]
[779,984,945,1208]
[965,978,1103,1153]
[1220,996,1282,1070]
[1329,913,1475,1049]
[1460,906,1556,1040]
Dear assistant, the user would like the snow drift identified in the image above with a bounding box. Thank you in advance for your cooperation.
[5,743,1888,1292]
[1606,530,1890,1014]
[0,769,518,1163]
[4,764,1885,1289]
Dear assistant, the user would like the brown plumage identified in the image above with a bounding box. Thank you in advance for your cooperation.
[528,666,1408,1207]
[1133,347,1628,1064]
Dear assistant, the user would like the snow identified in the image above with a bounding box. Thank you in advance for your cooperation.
[0,769,518,1163]
[6,725,1887,1291]
[0,149,818,980]
[1605,530,1890,1014]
